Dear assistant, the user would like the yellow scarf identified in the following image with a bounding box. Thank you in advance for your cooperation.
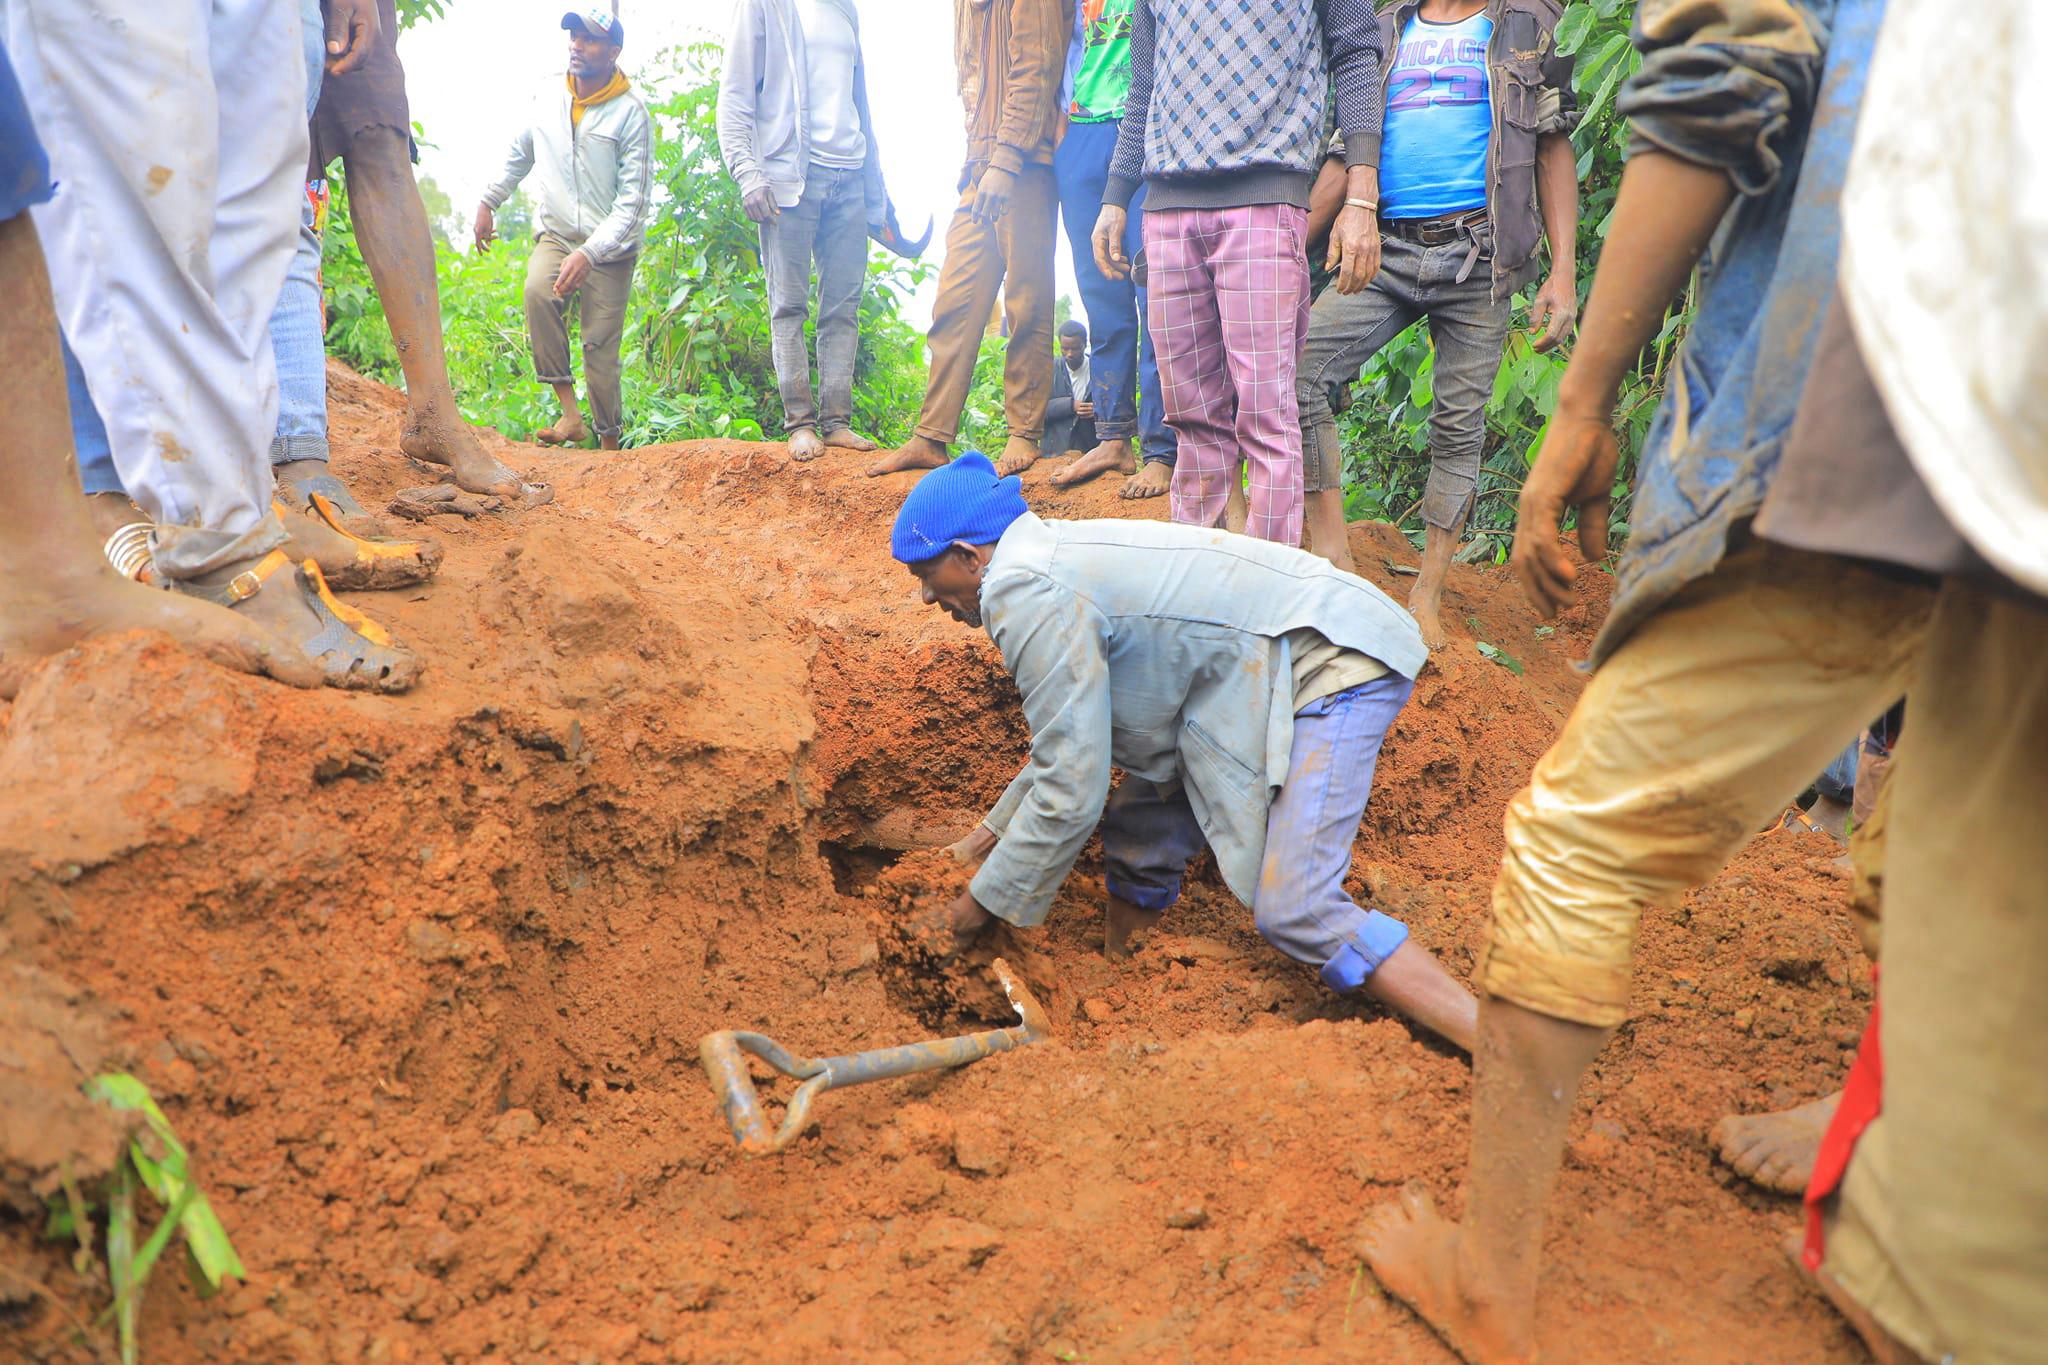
[568,69,631,127]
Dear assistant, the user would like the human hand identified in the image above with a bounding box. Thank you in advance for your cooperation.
[323,0,379,75]
[743,186,781,224]
[946,825,998,869]
[1529,270,1578,353]
[1076,400,1095,420]
[941,888,995,957]
[473,204,497,251]
[553,248,594,298]
[971,165,1016,225]
[1092,205,1130,280]
[1511,410,1619,618]
[1326,203,1382,295]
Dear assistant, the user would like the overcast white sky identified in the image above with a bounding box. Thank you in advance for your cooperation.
[403,0,1084,325]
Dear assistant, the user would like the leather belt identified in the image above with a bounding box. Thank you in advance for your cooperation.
[1380,208,1490,247]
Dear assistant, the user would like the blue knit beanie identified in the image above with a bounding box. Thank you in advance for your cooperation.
[889,452,1029,564]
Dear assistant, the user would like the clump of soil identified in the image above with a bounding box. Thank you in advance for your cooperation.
[863,848,1067,1028]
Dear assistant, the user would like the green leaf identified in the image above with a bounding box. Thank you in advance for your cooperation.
[1475,641,1527,675]
[1554,3,1595,56]
[108,1159,138,1365]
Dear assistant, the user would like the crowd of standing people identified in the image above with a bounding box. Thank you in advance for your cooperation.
[3,1,2044,1362]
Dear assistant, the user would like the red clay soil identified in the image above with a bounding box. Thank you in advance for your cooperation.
[0,363,1873,1362]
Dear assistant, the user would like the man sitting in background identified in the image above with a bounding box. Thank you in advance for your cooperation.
[475,8,651,452]
[1039,320,1095,459]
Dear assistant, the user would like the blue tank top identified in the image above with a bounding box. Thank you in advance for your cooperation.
[1379,11,1493,220]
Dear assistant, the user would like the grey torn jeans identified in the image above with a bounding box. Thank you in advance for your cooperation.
[1296,223,1510,529]
[760,162,868,435]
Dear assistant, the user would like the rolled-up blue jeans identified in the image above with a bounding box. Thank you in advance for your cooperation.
[1053,117,1174,462]
[62,0,326,493]
[1100,672,1415,990]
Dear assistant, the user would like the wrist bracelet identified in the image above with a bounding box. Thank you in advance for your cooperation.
[1345,198,1379,212]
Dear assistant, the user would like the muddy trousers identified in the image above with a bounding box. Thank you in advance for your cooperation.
[523,232,637,443]
[1101,673,1416,990]
[9,0,309,577]
[1477,539,2048,1360]
[914,163,1057,446]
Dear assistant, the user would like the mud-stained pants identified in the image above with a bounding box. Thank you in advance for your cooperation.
[8,0,308,578]
[1478,539,2048,1360]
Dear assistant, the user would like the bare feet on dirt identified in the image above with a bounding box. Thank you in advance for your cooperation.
[400,415,554,505]
[822,427,878,452]
[0,561,323,699]
[1120,458,1172,500]
[1712,1093,1841,1196]
[1409,584,1450,651]
[181,553,421,693]
[868,434,949,478]
[788,427,827,463]
[1049,438,1130,489]
[278,498,442,592]
[1103,896,1164,960]
[1306,488,1357,574]
[994,436,1042,478]
[1362,1186,1531,1365]
[535,413,589,447]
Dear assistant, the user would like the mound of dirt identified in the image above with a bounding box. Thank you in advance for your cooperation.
[862,848,1068,1028]
[0,364,1869,1362]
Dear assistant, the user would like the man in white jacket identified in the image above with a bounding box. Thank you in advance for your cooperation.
[475,8,652,451]
[717,0,891,463]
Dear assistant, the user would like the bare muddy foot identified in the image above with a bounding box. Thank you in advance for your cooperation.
[994,436,1042,478]
[822,427,878,452]
[1409,583,1449,651]
[1362,1186,1532,1365]
[1306,488,1357,573]
[1049,439,1129,489]
[789,427,827,463]
[534,413,589,448]
[1712,1093,1840,1196]
[0,562,322,699]
[400,417,553,506]
[1119,459,1172,501]
[868,435,949,478]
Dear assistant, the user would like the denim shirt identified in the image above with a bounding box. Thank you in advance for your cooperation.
[1592,0,1882,665]
[969,515,1427,928]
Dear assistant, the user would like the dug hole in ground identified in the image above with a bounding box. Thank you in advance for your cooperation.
[0,364,1875,1362]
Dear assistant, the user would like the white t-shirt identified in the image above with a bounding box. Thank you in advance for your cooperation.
[797,0,866,170]
[1840,0,2048,595]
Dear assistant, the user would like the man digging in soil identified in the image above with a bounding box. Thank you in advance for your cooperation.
[889,453,1479,1053]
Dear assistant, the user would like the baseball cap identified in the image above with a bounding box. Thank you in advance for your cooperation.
[561,8,625,48]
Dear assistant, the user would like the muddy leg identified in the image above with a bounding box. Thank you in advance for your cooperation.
[1048,436,1131,489]
[1361,998,1611,1364]
[1410,518,1462,650]
[1361,941,1478,1053]
[345,127,540,498]
[1104,894,1163,960]
[0,213,322,696]
[1306,488,1357,574]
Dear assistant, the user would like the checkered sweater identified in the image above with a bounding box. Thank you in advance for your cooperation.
[1105,0,1384,212]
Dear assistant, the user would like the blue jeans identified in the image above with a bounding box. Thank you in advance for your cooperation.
[269,0,328,464]
[1100,672,1414,990]
[1053,117,1173,462]
[62,0,327,490]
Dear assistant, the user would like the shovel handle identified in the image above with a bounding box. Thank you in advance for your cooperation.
[700,958,1048,1154]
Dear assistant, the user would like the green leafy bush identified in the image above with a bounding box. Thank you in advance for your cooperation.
[322,44,936,451]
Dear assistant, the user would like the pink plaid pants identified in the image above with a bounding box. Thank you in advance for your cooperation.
[1144,204,1313,546]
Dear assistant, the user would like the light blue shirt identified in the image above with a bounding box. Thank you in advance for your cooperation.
[969,515,1428,928]
[1379,11,1492,220]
